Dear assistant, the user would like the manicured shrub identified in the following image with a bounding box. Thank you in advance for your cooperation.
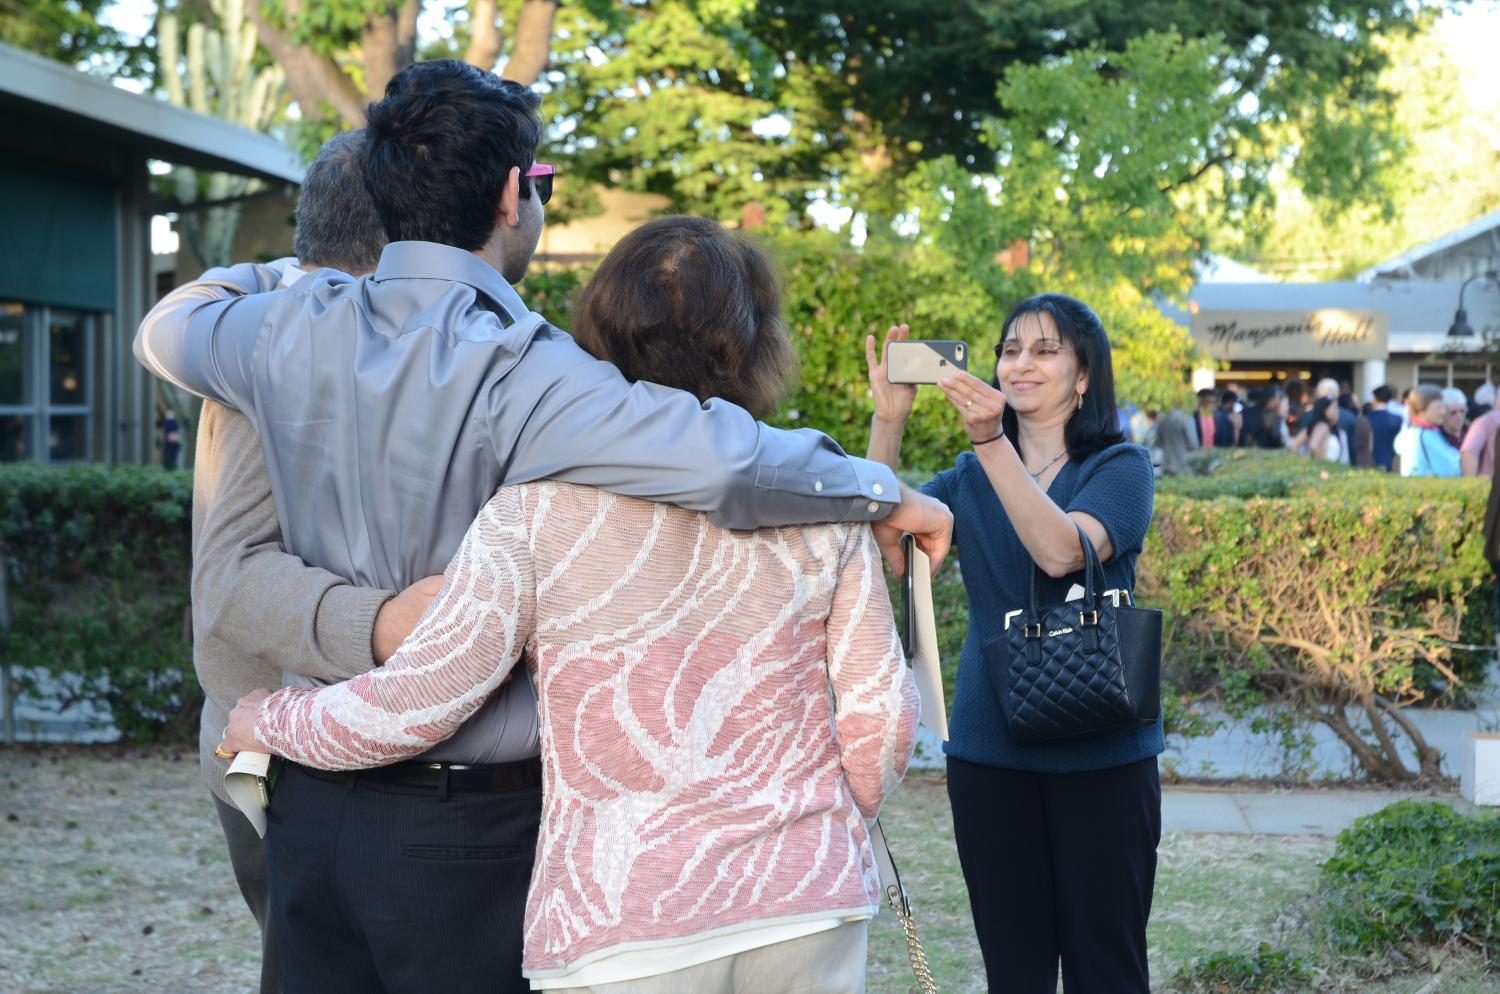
[1145,452,1490,781]
[520,264,587,327]
[0,463,196,742]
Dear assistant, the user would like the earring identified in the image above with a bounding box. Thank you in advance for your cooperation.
[1076,393,1084,411]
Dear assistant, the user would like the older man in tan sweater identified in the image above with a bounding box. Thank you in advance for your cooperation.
[191,131,435,994]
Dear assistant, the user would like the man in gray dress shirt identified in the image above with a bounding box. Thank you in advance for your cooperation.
[138,61,950,994]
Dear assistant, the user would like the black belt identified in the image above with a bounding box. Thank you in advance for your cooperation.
[291,756,542,794]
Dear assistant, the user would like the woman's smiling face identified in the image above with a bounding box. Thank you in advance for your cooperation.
[996,310,1087,420]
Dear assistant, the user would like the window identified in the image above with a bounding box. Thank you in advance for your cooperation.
[0,302,96,463]
[1416,360,1493,400]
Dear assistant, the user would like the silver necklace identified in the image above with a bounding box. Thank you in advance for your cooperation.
[1025,447,1068,483]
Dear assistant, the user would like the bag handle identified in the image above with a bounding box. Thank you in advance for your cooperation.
[1024,523,1105,622]
[871,818,940,994]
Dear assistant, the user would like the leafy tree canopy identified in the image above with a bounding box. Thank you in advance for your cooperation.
[0,0,150,77]
[1222,24,1500,280]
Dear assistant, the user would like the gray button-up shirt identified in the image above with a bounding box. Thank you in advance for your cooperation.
[136,241,899,764]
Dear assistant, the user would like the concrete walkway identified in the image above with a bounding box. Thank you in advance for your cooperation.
[1161,786,1476,836]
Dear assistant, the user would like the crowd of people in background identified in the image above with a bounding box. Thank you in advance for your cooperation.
[1138,376,1500,479]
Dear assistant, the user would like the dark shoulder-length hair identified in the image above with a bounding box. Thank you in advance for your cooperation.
[569,215,797,420]
[1311,396,1337,426]
[993,293,1125,460]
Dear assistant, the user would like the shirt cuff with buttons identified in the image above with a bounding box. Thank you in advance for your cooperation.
[848,458,899,519]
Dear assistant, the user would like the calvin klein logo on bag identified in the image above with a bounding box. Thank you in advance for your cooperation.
[1048,626,1074,637]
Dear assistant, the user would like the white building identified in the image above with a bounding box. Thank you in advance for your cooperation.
[1166,216,1500,399]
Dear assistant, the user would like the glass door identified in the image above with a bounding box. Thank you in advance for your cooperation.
[0,302,96,463]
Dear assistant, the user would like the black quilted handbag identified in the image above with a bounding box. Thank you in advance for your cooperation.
[982,525,1162,744]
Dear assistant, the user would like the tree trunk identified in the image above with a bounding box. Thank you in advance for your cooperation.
[363,0,420,102]
[499,0,559,85]
[1375,696,1445,780]
[1312,706,1415,782]
[1359,692,1412,780]
[465,0,503,71]
[246,0,366,126]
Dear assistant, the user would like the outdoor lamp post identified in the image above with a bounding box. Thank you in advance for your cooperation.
[1448,269,1500,338]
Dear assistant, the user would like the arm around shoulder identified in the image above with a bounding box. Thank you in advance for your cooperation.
[488,335,901,530]
[134,263,282,408]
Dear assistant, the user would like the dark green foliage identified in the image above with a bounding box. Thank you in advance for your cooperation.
[0,0,150,78]
[767,229,1007,474]
[0,464,197,742]
[1170,943,1312,992]
[519,266,588,328]
[1146,452,1491,780]
[517,233,1007,475]
[751,0,1437,182]
[1319,801,1500,956]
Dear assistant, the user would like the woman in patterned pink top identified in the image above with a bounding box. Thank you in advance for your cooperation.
[226,216,920,994]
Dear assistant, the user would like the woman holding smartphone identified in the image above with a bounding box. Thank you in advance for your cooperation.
[865,296,1160,994]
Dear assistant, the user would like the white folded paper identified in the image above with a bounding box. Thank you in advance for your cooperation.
[908,547,949,742]
[224,751,272,838]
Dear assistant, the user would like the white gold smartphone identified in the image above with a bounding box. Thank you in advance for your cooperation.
[886,340,968,384]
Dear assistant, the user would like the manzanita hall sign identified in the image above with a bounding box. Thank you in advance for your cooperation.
[1190,308,1390,361]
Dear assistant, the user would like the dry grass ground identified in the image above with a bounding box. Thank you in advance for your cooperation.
[1,749,1494,994]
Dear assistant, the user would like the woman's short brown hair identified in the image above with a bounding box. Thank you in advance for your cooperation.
[569,215,798,420]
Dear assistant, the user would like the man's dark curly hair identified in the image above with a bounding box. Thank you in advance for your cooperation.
[362,60,542,250]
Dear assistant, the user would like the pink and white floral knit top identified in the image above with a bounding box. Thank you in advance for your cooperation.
[253,480,920,977]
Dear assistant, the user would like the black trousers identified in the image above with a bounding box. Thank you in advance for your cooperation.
[265,760,542,994]
[213,795,282,994]
[946,755,1161,994]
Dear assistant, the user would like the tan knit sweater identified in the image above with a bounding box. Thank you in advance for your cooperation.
[191,400,391,803]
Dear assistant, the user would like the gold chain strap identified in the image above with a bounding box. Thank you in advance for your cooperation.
[888,885,940,994]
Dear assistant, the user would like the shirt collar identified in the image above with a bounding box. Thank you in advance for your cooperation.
[371,241,530,324]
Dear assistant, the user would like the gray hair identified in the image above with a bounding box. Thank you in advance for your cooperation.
[1441,386,1468,410]
[293,130,387,276]
[1410,384,1444,417]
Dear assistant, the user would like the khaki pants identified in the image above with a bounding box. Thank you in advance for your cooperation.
[548,921,868,994]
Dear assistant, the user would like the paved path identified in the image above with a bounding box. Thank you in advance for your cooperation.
[1161,786,1476,836]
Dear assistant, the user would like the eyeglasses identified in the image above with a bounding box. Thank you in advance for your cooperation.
[995,340,1071,361]
[525,163,555,205]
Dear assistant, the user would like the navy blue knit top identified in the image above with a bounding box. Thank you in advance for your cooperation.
[923,441,1163,773]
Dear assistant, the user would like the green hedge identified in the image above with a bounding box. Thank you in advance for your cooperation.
[1145,451,1490,780]
[0,464,197,742]
[892,451,1491,765]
